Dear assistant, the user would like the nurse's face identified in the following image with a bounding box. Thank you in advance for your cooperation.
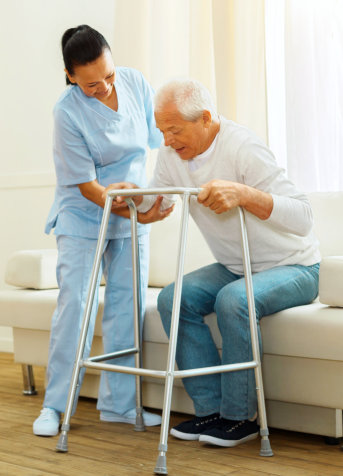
[65,49,115,101]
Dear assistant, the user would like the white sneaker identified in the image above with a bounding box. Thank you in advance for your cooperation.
[33,408,60,436]
[100,408,161,426]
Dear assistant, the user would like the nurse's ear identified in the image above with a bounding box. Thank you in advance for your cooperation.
[64,68,76,85]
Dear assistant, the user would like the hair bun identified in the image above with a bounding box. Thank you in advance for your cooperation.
[61,25,90,52]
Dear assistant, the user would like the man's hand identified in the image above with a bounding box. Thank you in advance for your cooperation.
[197,180,244,214]
[137,196,174,224]
[197,179,273,219]
[101,182,143,213]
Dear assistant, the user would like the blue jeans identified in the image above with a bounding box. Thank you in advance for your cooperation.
[158,262,319,421]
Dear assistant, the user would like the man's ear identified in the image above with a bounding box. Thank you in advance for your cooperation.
[64,68,76,84]
[202,110,212,128]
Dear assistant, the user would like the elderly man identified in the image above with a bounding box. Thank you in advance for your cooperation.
[106,79,320,448]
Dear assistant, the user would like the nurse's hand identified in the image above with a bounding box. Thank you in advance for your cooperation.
[137,196,174,224]
[102,182,143,210]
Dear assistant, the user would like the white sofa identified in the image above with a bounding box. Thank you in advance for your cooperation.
[1,192,343,440]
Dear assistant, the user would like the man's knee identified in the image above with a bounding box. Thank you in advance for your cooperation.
[215,283,248,323]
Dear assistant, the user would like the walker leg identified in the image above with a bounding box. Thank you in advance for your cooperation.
[126,199,146,432]
[56,195,113,453]
[238,207,273,457]
[154,194,191,475]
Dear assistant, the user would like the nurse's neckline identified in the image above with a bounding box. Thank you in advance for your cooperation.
[97,84,118,111]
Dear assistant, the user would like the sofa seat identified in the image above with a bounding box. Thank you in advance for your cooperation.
[2,286,341,360]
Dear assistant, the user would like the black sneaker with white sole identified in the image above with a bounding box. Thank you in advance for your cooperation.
[170,413,220,441]
[199,418,259,447]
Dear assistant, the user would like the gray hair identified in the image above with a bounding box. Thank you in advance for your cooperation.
[154,79,218,121]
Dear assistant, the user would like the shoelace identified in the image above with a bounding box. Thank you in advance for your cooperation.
[195,414,219,427]
[39,408,58,421]
[225,420,245,433]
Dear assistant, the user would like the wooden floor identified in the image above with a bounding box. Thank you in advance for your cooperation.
[1,353,343,476]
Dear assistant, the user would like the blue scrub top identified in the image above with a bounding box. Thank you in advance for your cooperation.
[45,67,162,239]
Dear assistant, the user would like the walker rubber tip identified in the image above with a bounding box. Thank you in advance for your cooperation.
[134,423,146,432]
[154,454,168,474]
[134,414,146,432]
[56,432,69,452]
[260,438,273,457]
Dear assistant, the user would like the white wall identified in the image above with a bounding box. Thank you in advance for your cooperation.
[0,0,116,350]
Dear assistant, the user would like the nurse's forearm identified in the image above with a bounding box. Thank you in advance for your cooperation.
[78,179,129,213]
[78,180,107,208]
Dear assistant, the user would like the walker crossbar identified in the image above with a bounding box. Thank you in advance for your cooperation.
[86,347,139,362]
[55,187,273,473]
[81,359,258,378]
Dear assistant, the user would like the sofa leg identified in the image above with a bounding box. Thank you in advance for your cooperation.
[21,364,38,395]
[324,436,340,446]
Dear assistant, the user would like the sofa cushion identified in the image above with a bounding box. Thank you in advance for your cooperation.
[319,256,343,307]
[1,285,343,362]
[309,192,343,257]
[0,287,104,335]
[5,250,58,289]
[4,249,109,290]
[260,300,343,360]
[0,285,222,347]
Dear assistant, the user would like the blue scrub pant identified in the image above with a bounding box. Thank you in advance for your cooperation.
[158,262,319,420]
[43,233,149,415]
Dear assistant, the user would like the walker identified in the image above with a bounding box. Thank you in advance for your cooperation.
[56,187,273,474]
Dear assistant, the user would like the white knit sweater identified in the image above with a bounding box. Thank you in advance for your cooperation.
[139,117,320,274]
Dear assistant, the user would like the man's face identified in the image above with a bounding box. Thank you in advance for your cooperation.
[155,103,211,160]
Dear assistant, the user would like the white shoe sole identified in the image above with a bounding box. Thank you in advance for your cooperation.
[199,431,259,447]
[33,426,59,437]
[100,413,161,426]
[170,428,200,441]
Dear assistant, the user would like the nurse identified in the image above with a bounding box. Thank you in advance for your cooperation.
[33,25,171,436]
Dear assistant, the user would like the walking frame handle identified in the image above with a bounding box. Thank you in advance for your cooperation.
[106,186,203,199]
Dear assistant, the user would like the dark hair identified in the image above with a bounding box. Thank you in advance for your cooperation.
[61,25,111,85]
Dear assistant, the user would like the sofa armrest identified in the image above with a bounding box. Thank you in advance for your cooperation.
[319,256,343,307]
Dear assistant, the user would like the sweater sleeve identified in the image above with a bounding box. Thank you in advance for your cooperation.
[237,141,314,237]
